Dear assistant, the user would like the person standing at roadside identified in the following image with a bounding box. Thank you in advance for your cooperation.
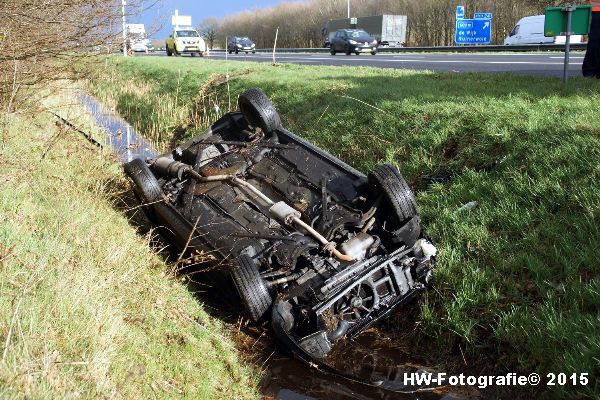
[583,0,600,77]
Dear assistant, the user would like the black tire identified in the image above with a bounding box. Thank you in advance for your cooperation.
[252,50,256,54]
[330,48,336,55]
[238,88,282,133]
[235,48,239,54]
[368,164,418,226]
[166,45,172,56]
[245,51,249,54]
[191,52,196,57]
[345,45,351,55]
[231,255,272,322]
[371,51,377,56]
[355,52,360,55]
[123,159,163,204]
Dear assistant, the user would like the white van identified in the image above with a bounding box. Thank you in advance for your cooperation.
[504,15,583,45]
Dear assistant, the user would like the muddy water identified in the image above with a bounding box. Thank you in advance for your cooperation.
[80,94,472,400]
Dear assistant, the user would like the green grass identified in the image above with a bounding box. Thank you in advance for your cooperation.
[89,56,600,398]
[0,94,259,399]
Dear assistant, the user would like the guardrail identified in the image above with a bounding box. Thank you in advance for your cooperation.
[210,43,586,54]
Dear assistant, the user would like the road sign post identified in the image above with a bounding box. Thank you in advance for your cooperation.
[545,5,592,85]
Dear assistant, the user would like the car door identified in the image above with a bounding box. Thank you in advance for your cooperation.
[335,32,344,51]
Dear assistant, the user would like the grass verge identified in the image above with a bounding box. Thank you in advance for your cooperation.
[89,56,600,398]
[0,92,258,399]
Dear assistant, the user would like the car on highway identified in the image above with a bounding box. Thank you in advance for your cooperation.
[228,36,256,54]
[330,29,378,55]
[166,28,206,57]
[131,39,154,53]
[123,88,436,362]
[504,15,583,45]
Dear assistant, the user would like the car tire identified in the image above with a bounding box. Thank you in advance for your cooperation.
[238,88,282,133]
[371,51,377,56]
[355,52,360,55]
[191,52,196,57]
[235,49,239,54]
[252,50,256,54]
[231,254,272,322]
[330,48,336,55]
[123,158,163,211]
[166,45,172,56]
[368,164,418,226]
[345,45,351,55]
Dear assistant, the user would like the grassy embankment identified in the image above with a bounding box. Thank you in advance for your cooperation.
[0,93,259,399]
[89,56,600,398]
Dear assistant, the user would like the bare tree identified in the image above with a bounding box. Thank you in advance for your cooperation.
[0,0,150,112]
[197,17,220,50]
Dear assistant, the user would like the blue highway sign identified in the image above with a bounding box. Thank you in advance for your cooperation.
[474,12,493,20]
[456,6,465,19]
[455,18,492,44]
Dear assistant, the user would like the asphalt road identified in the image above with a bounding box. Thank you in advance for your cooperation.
[146,50,588,77]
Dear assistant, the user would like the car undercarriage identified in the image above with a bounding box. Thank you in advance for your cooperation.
[124,88,436,362]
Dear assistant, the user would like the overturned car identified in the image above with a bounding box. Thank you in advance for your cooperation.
[124,88,436,362]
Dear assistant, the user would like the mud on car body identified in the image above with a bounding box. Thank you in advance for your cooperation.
[124,88,437,361]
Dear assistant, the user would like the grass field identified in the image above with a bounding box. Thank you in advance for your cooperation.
[0,93,259,399]
[89,56,600,398]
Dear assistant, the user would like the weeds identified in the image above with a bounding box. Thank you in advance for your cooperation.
[0,93,258,399]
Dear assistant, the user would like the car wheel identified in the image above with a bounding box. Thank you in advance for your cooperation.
[191,52,196,57]
[355,52,360,55]
[235,49,239,54]
[245,51,249,54]
[252,50,256,54]
[166,45,172,56]
[123,159,163,220]
[371,51,377,56]
[368,164,418,226]
[231,254,272,322]
[345,45,351,55]
[238,88,282,133]
[330,48,336,55]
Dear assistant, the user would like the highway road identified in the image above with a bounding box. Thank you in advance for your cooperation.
[148,51,587,77]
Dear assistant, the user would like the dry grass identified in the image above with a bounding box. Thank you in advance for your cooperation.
[0,91,259,399]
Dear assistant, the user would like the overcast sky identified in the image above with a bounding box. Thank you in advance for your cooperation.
[134,0,304,38]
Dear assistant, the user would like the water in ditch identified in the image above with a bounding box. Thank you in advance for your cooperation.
[80,94,476,400]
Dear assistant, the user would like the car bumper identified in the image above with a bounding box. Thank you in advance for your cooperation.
[272,243,435,360]
[181,46,203,53]
[352,45,377,52]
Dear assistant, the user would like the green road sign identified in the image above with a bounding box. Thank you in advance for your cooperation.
[545,5,592,36]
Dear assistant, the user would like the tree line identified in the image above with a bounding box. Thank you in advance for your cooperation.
[198,0,570,49]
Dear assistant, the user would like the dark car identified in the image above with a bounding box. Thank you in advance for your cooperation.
[228,36,256,54]
[330,29,378,56]
[123,88,436,363]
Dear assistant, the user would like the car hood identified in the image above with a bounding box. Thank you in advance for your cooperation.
[350,37,376,43]
[237,40,254,46]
